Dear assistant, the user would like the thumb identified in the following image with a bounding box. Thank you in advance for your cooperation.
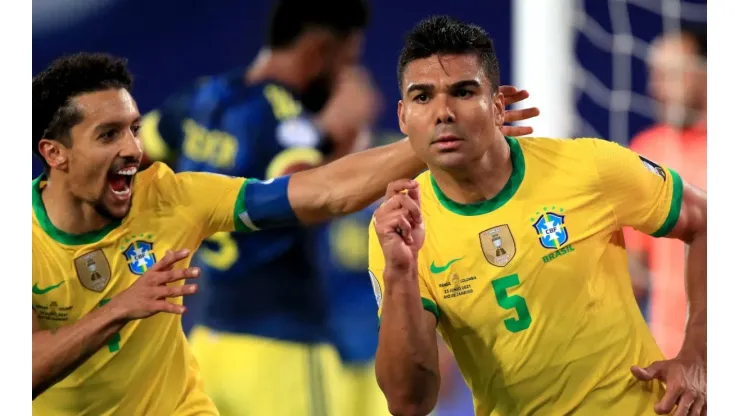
[630,362,663,381]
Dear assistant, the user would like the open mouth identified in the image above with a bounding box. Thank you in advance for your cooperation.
[107,166,137,200]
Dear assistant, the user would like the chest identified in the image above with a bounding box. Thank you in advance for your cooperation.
[422,198,616,338]
[32,225,196,328]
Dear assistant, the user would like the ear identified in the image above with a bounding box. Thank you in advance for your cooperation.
[38,138,68,170]
[397,100,408,135]
[492,91,505,127]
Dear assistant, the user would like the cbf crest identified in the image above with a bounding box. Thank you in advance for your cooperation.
[479,224,516,267]
[122,240,157,275]
[74,250,112,292]
[532,208,569,250]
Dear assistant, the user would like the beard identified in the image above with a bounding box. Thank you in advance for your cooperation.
[300,72,333,114]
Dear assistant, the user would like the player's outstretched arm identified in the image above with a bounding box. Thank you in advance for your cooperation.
[32,250,199,399]
[287,139,426,225]
[372,183,440,416]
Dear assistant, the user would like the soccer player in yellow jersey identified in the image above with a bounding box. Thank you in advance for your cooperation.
[29,53,433,416]
[31,53,537,415]
[368,16,707,416]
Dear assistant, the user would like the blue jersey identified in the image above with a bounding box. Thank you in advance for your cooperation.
[141,69,331,343]
[310,204,379,364]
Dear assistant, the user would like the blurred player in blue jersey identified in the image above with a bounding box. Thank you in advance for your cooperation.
[140,1,380,414]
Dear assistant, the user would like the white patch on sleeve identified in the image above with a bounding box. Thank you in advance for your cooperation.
[369,270,382,307]
[276,117,320,148]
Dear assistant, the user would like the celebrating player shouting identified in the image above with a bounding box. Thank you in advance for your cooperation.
[31,53,536,415]
[369,16,707,416]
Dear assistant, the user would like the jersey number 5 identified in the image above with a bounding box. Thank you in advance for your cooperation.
[491,274,532,333]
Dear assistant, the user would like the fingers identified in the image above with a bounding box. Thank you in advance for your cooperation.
[152,300,187,315]
[150,249,190,272]
[674,392,695,416]
[688,395,704,416]
[656,384,683,415]
[501,126,534,137]
[157,283,199,299]
[384,179,418,201]
[155,267,201,285]
[631,362,666,382]
[504,107,541,124]
[380,212,413,245]
[503,89,530,106]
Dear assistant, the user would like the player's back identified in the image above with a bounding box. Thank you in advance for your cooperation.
[369,137,680,415]
[141,70,329,342]
[32,164,224,415]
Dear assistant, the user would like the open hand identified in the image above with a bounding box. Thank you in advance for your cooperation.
[108,249,201,320]
[631,354,706,416]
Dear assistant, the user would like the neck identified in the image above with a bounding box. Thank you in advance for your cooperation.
[246,48,308,92]
[430,131,512,204]
[41,175,111,235]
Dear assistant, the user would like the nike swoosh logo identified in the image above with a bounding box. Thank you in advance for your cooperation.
[32,281,65,295]
[430,258,463,274]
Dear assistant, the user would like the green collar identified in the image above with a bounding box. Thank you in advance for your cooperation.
[430,136,525,216]
[32,176,121,245]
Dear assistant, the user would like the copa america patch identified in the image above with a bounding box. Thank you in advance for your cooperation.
[639,155,667,181]
[369,270,382,307]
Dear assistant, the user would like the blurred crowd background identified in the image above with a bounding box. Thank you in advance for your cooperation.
[32,0,707,414]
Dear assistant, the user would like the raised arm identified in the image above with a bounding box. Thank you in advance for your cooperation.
[370,182,440,415]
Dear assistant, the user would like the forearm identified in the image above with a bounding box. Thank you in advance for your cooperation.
[376,269,439,416]
[288,138,426,225]
[680,230,707,359]
[32,305,126,398]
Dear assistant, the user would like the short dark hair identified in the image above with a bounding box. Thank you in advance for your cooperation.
[680,23,707,59]
[267,0,370,48]
[397,15,500,94]
[32,52,133,164]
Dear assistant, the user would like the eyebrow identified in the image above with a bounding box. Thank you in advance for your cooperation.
[405,79,482,95]
[94,116,141,133]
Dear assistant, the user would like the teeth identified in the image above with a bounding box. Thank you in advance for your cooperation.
[110,185,131,197]
[116,167,137,176]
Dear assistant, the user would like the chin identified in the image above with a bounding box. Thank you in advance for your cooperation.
[432,152,470,170]
[95,199,132,221]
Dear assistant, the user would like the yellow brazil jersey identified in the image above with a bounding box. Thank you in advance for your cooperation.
[32,162,255,416]
[368,137,684,416]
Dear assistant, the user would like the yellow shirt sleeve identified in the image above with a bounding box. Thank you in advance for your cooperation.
[589,139,684,237]
[146,163,250,240]
[367,218,440,324]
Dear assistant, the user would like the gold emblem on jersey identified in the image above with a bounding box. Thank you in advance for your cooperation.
[479,224,516,267]
[74,250,112,292]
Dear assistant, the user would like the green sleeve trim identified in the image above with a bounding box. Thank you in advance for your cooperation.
[651,168,684,237]
[421,297,440,323]
[377,297,440,330]
[232,179,256,233]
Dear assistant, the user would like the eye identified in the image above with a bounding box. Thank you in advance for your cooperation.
[99,129,118,141]
[131,123,141,136]
[413,93,429,103]
[455,89,473,98]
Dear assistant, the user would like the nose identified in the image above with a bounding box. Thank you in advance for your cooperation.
[434,95,456,125]
[120,128,143,160]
